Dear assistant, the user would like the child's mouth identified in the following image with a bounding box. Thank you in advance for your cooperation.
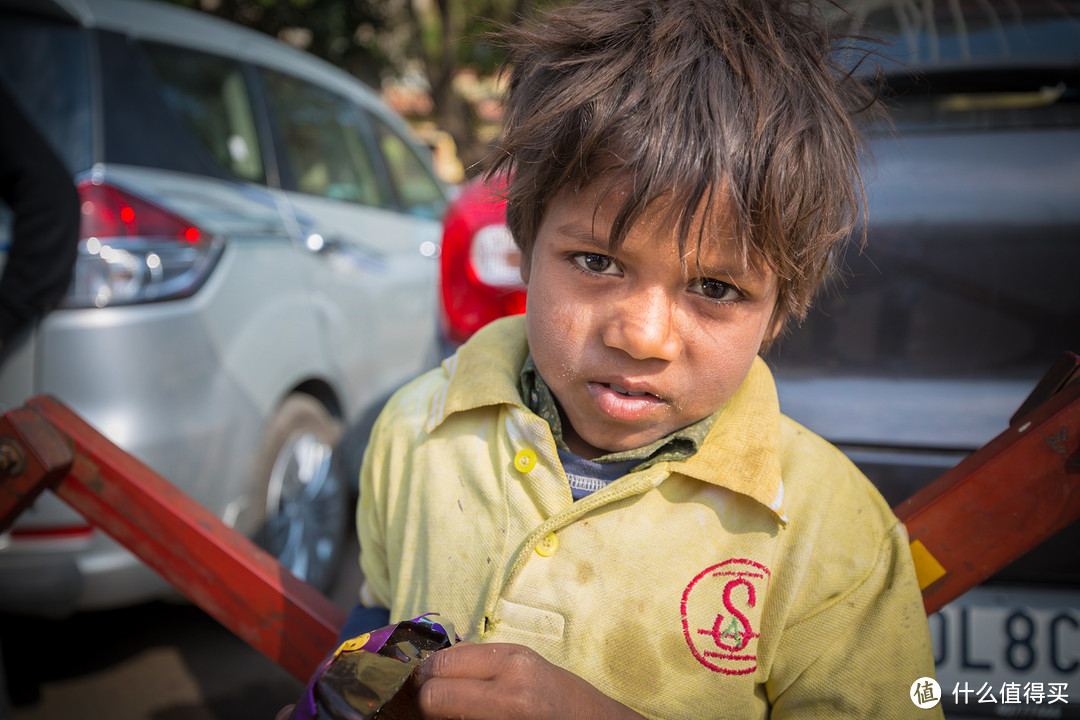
[588,381,664,421]
[607,382,651,397]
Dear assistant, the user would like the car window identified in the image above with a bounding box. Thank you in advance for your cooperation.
[370,116,446,220]
[0,14,91,174]
[881,77,1080,133]
[855,0,1080,70]
[261,69,386,207]
[841,0,1080,132]
[98,30,237,179]
[767,0,1080,381]
[141,42,265,183]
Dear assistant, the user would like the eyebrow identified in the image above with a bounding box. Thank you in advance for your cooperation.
[680,235,763,282]
[692,261,760,282]
[556,222,609,248]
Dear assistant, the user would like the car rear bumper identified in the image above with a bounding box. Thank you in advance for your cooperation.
[0,528,173,617]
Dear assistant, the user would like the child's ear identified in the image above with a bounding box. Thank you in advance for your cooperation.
[768,317,784,342]
[763,311,786,349]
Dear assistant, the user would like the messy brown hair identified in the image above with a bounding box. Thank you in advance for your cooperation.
[485,0,877,334]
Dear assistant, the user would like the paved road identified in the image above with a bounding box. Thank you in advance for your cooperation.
[2,534,362,720]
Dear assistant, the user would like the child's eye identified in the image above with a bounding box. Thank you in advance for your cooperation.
[571,252,619,275]
[689,278,742,303]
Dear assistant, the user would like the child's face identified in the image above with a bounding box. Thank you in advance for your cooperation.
[523,182,779,459]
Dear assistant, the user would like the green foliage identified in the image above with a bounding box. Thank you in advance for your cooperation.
[163,0,571,84]
[162,0,387,86]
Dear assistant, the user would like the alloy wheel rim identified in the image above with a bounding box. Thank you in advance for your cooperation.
[262,430,344,587]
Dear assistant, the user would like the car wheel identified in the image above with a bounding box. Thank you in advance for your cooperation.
[253,394,347,595]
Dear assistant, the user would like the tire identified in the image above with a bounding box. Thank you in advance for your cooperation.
[252,394,348,595]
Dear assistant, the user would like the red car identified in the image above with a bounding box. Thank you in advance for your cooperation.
[438,176,525,344]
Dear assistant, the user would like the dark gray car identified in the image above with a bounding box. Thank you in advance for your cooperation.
[769,0,1080,714]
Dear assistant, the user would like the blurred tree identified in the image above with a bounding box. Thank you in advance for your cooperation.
[395,0,527,173]
[166,0,566,177]
[167,0,389,88]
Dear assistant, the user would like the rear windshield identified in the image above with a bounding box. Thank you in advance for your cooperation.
[838,0,1080,73]
[0,13,92,173]
[97,30,265,183]
[838,0,1080,132]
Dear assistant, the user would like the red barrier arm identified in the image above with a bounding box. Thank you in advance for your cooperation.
[895,355,1080,614]
[0,395,345,684]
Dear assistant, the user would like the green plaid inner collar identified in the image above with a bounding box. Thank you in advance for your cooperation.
[518,355,718,471]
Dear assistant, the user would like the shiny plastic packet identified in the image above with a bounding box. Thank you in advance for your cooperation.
[292,615,455,720]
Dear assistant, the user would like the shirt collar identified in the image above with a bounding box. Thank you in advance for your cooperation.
[669,357,788,524]
[427,315,787,523]
[425,316,530,431]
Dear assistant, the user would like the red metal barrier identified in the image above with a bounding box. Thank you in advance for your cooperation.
[895,354,1080,614]
[0,396,345,684]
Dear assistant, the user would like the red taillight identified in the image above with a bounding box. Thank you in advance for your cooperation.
[439,177,527,343]
[66,178,221,307]
[78,180,202,243]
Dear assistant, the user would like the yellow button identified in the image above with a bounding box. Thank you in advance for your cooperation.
[514,448,538,473]
[535,532,558,557]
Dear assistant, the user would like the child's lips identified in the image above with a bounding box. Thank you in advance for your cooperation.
[587,381,666,421]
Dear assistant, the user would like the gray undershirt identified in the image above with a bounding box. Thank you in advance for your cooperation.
[558,449,638,500]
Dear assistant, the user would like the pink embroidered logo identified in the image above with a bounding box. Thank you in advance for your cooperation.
[681,558,770,675]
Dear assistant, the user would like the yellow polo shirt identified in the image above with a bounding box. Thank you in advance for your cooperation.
[358,316,942,719]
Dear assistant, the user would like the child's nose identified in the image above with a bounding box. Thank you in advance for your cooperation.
[601,288,680,362]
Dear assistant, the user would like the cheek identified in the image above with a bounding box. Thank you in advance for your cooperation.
[681,316,770,407]
[690,355,749,411]
[527,304,566,356]
[525,279,590,378]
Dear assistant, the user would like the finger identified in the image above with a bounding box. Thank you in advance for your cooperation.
[274,705,295,720]
[418,642,521,683]
[418,677,500,720]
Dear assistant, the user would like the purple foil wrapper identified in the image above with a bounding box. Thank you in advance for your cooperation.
[293,614,453,720]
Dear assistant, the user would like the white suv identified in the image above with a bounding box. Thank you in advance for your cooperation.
[0,0,447,614]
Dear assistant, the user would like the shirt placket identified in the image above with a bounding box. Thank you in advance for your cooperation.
[479,407,669,638]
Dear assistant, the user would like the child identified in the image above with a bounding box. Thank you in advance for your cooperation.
[355,0,941,717]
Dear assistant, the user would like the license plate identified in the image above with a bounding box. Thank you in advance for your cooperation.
[931,586,1079,717]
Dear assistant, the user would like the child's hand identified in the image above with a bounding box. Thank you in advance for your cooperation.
[415,642,647,720]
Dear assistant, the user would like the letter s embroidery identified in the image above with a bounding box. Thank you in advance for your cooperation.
[681,559,770,675]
